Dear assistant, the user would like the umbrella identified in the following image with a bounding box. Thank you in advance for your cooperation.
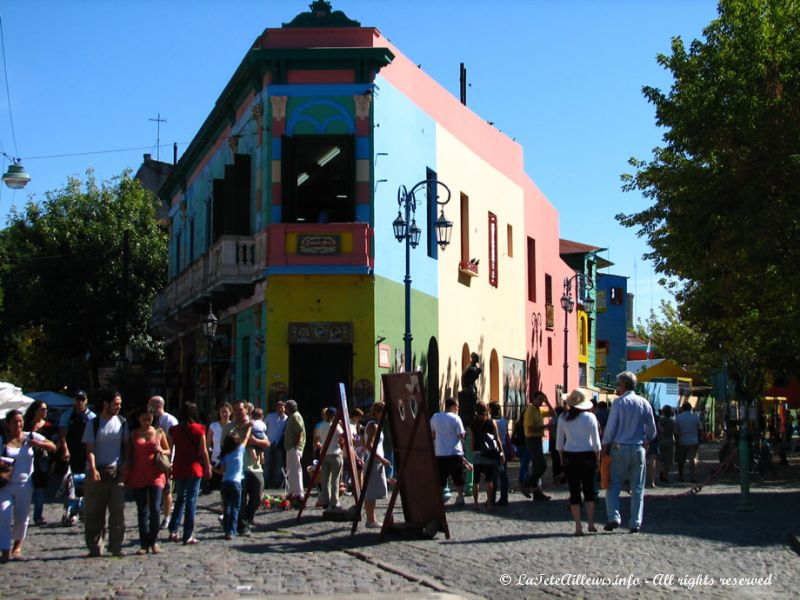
[0,382,35,420]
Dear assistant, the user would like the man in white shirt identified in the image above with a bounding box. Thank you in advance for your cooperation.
[149,395,178,528]
[264,400,288,489]
[82,389,128,557]
[430,398,467,506]
[674,402,703,482]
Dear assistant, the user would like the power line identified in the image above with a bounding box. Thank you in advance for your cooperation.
[0,16,18,157]
[22,143,189,161]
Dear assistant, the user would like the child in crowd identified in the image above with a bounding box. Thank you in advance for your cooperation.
[215,423,252,540]
[250,407,268,465]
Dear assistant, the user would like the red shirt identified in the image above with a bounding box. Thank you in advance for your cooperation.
[169,422,206,479]
[126,430,166,489]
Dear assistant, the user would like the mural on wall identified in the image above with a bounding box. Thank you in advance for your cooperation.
[503,357,527,421]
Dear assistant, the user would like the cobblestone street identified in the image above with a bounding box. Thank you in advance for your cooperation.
[2,443,798,599]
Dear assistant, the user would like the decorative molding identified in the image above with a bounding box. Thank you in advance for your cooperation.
[288,322,353,344]
[354,92,372,120]
[271,96,288,121]
[251,103,264,130]
[227,135,241,156]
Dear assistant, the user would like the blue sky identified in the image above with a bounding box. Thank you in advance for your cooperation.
[0,0,719,323]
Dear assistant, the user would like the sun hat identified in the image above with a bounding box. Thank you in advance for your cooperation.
[566,390,593,411]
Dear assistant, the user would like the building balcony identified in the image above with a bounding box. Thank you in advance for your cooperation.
[151,233,266,334]
[266,222,372,273]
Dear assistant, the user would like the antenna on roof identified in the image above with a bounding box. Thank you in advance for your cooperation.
[149,113,167,161]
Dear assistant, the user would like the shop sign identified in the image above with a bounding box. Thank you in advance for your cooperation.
[297,234,340,255]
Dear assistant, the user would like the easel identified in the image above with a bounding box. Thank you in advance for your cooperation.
[351,372,449,540]
[297,383,361,521]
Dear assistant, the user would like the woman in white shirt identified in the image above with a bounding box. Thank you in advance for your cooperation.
[206,402,232,492]
[556,390,601,536]
[0,409,57,562]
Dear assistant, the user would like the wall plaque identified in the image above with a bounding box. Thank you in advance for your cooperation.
[297,234,341,255]
[288,322,353,344]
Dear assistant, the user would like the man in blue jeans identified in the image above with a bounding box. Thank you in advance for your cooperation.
[602,371,656,533]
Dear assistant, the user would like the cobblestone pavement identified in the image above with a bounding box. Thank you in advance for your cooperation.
[2,443,798,599]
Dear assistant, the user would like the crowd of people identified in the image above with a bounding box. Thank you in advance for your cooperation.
[0,369,752,561]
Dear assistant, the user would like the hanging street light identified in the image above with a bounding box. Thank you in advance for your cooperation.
[1,155,30,189]
[392,179,452,372]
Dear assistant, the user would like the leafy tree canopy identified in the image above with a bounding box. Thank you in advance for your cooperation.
[617,0,800,398]
[0,169,167,390]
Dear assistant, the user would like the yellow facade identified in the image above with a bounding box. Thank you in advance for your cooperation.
[434,126,528,405]
[264,274,375,387]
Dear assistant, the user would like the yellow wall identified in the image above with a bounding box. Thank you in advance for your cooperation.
[264,274,375,387]
[434,126,528,403]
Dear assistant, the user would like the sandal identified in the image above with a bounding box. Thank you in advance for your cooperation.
[588,525,598,533]
[135,547,148,556]
[183,537,199,545]
[167,532,179,542]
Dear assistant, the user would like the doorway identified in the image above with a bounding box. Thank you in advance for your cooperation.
[427,337,439,417]
[289,343,353,468]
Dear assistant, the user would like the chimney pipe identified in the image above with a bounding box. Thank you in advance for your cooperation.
[173,143,178,165]
[460,62,467,105]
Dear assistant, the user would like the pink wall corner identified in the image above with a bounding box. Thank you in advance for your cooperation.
[373,34,524,181]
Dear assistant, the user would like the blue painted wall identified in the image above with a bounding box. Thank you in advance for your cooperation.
[596,273,628,386]
[372,75,439,298]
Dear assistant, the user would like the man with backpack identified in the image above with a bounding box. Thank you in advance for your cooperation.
[81,389,128,557]
[57,391,96,525]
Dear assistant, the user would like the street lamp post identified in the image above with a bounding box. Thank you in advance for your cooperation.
[202,303,218,410]
[560,273,595,392]
[392,179,453,372]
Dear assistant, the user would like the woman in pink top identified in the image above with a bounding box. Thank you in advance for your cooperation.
[126,405,170,555]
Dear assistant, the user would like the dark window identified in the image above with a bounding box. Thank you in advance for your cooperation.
[189,217,195,263]
[281,135,354,223]
[545,274,552,305]
[527,237,536,302]
[426,168,438,259]
[547,337,552,366]
[211,153,251,243]
[610,287,624,305]
[460,193,470,265]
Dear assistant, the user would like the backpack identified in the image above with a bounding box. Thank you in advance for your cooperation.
[480,431,501,459]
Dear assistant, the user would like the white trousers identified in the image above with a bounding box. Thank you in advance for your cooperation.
[0,482,33,551]
[286,447,303,497]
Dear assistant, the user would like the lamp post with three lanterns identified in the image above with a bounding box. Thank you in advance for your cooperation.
[392,179,453,372]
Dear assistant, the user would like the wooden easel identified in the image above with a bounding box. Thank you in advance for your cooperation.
[297,383,361,521]
[351,372,449,540]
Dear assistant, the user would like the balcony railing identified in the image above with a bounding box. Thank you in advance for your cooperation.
[152,233,265,328]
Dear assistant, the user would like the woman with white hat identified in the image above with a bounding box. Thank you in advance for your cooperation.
[556,389,601,536]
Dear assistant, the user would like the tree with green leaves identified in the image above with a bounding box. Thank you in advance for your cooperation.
[617,0,800,400]
[0,170,167,392]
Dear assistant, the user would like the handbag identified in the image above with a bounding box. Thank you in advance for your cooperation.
[153,430,172,474]
[480,431,501,459]
[600,454,612,490]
